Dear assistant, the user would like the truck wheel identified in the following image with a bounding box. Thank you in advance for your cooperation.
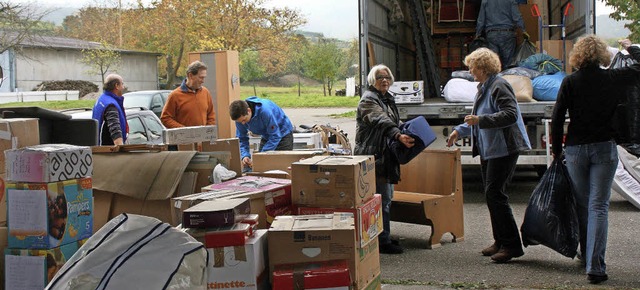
[534,165,547,178]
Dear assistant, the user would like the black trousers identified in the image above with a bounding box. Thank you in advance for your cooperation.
[480,153,523,250]
[259,132,294,151]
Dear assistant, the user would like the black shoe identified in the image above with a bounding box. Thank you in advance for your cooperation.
[391,238,400,246]
[379,242,403,254]
[490,247,524,263]
[587,274,608,284]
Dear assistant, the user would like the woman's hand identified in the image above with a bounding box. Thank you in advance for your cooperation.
[398,134,415,148]
[446,130,459,147]
[619,39,632,50]
[464,115,479,126]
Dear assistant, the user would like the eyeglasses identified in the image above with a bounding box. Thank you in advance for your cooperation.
[376,76,392,81]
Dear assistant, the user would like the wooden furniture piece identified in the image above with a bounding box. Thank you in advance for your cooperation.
[188,51,241,139]
[391,149,464,249]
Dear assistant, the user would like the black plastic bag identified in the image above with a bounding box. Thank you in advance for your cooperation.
[520,158,579,258]
[510,39,537,67]
[610,50,640,152]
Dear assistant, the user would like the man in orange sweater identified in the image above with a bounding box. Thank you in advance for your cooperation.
[161,60,216,128]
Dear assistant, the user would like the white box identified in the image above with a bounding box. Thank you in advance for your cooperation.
[207,229,268,290]
[293,132,323,149]
[163,125,217,145]
[389,81,424,104]
[5,144,93,183]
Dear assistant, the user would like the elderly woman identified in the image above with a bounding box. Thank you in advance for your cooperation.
[447,48,531,263]
[355,64,415,254]
[551,36,640,284]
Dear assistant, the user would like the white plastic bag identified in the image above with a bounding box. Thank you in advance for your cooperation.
[443,78,479,103]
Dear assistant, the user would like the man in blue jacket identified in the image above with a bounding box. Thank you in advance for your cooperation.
[92,74,128,145]
[229,97,294,171]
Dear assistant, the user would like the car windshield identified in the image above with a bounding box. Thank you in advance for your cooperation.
[123,93,153,109]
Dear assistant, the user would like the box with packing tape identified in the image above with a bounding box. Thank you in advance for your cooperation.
[6,177,93,249]
[182,198,251,229]
[291,155,376,208]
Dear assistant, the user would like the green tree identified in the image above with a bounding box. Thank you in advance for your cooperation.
[286,34,309,96]
[80,41,121,86]
[0,1,54,54]
[240,50,266,96]
[303,39,344,96]
[603,0,640,42]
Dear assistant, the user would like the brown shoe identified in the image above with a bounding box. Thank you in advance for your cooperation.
[491,248,524,263]
[481,243,499,256]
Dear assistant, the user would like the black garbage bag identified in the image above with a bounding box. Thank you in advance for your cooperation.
[510,38,537,67]
[610,50,640,156]
[520,158,579,258]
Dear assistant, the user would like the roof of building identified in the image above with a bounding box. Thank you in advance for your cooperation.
[1,30,161,56]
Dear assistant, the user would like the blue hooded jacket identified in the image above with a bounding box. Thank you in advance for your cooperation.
[236,96,293,159]
[92,91,127,144]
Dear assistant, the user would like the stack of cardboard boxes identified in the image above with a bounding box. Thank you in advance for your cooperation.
[3,144,94,290]
[267,155,382,290]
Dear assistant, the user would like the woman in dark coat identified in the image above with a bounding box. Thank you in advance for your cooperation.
[355,64,415,254]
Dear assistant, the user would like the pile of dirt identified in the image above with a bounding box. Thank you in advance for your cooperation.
[33,80,99,99]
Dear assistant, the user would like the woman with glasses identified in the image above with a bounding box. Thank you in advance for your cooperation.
[355,64,415,254]
[446,48,531,263]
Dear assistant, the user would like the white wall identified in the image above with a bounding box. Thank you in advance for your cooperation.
[14,47,158,94]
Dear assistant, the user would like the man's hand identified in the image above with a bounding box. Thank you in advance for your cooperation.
[242,156,253,168]
[398,134,415,148]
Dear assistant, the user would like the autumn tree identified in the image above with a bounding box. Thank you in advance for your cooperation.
[603,0,640,42]
[240,50,266,96]
[80,41,121,86]
[303,39,344,96]
[0,1,54,55]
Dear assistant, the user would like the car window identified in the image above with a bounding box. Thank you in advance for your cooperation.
[127,116,149,144]
[161,92,170,102]
[151,94,163,108]
[123,94,152,109]
[142,114,164,142]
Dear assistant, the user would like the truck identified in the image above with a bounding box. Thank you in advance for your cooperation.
[358,0,596,175]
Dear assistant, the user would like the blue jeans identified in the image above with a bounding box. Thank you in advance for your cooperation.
[377,182,394,245]
[564,141,617,276]
[486,30,516,68]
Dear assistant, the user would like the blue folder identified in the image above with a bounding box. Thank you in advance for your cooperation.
[388,116,437,164]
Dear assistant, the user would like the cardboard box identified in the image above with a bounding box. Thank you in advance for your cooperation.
[202,138,243,178]
[0,226,7,288]
[202,176,292,228]
[251,149,326,173]
[164,125,218,145]
[0,118,40,174]
[297,194,383,247]
[5,144,92,183]
[268,213,380,289]
[389,81,424,104]
[0,174,5,225]
[91,151,196,227]
[207,229,268,290]
[171,190,239,226]
[183,198,251,228]
[272,260,351,290]
[6,177,93,249]
[4,238,87,289]
[291,155,376,208]
[293,132,324,149]
[186,222,251,248]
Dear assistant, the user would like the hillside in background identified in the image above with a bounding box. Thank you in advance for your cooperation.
[596,14,631,40]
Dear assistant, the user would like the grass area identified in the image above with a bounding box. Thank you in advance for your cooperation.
[0,86,359,110]
[331,110,356,118]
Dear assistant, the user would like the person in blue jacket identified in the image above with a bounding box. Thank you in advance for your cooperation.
[92,74,128,145]
[446,48,531,263]
[229,97,294,171]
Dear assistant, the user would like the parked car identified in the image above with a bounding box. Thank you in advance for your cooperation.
[122,90,172,117]
[64,108,166,145]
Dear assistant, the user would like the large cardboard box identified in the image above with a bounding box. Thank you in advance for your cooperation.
[251,149,326,173]
[268,213,380,289]
[189,51,241,139]
[389,81,424,104]
[297,194,383,247]
[272,260,351,290]
[91,151,197,228]
[6,177,93,249]
[291,155,376,208]
[202,138,243,177]
[207,229,268,290]
[202,176,292,228]
[0,226,6,289]
[4,238,87,289]
[164,125,218,145]
[0,118,40,174]
[5,144,92,183]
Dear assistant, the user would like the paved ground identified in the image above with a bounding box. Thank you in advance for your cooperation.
[284,108,640,290]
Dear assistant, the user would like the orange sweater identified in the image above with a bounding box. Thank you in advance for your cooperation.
[161,85,216,128]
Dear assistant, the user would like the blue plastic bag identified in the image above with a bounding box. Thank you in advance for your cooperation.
[532,72,566,101]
